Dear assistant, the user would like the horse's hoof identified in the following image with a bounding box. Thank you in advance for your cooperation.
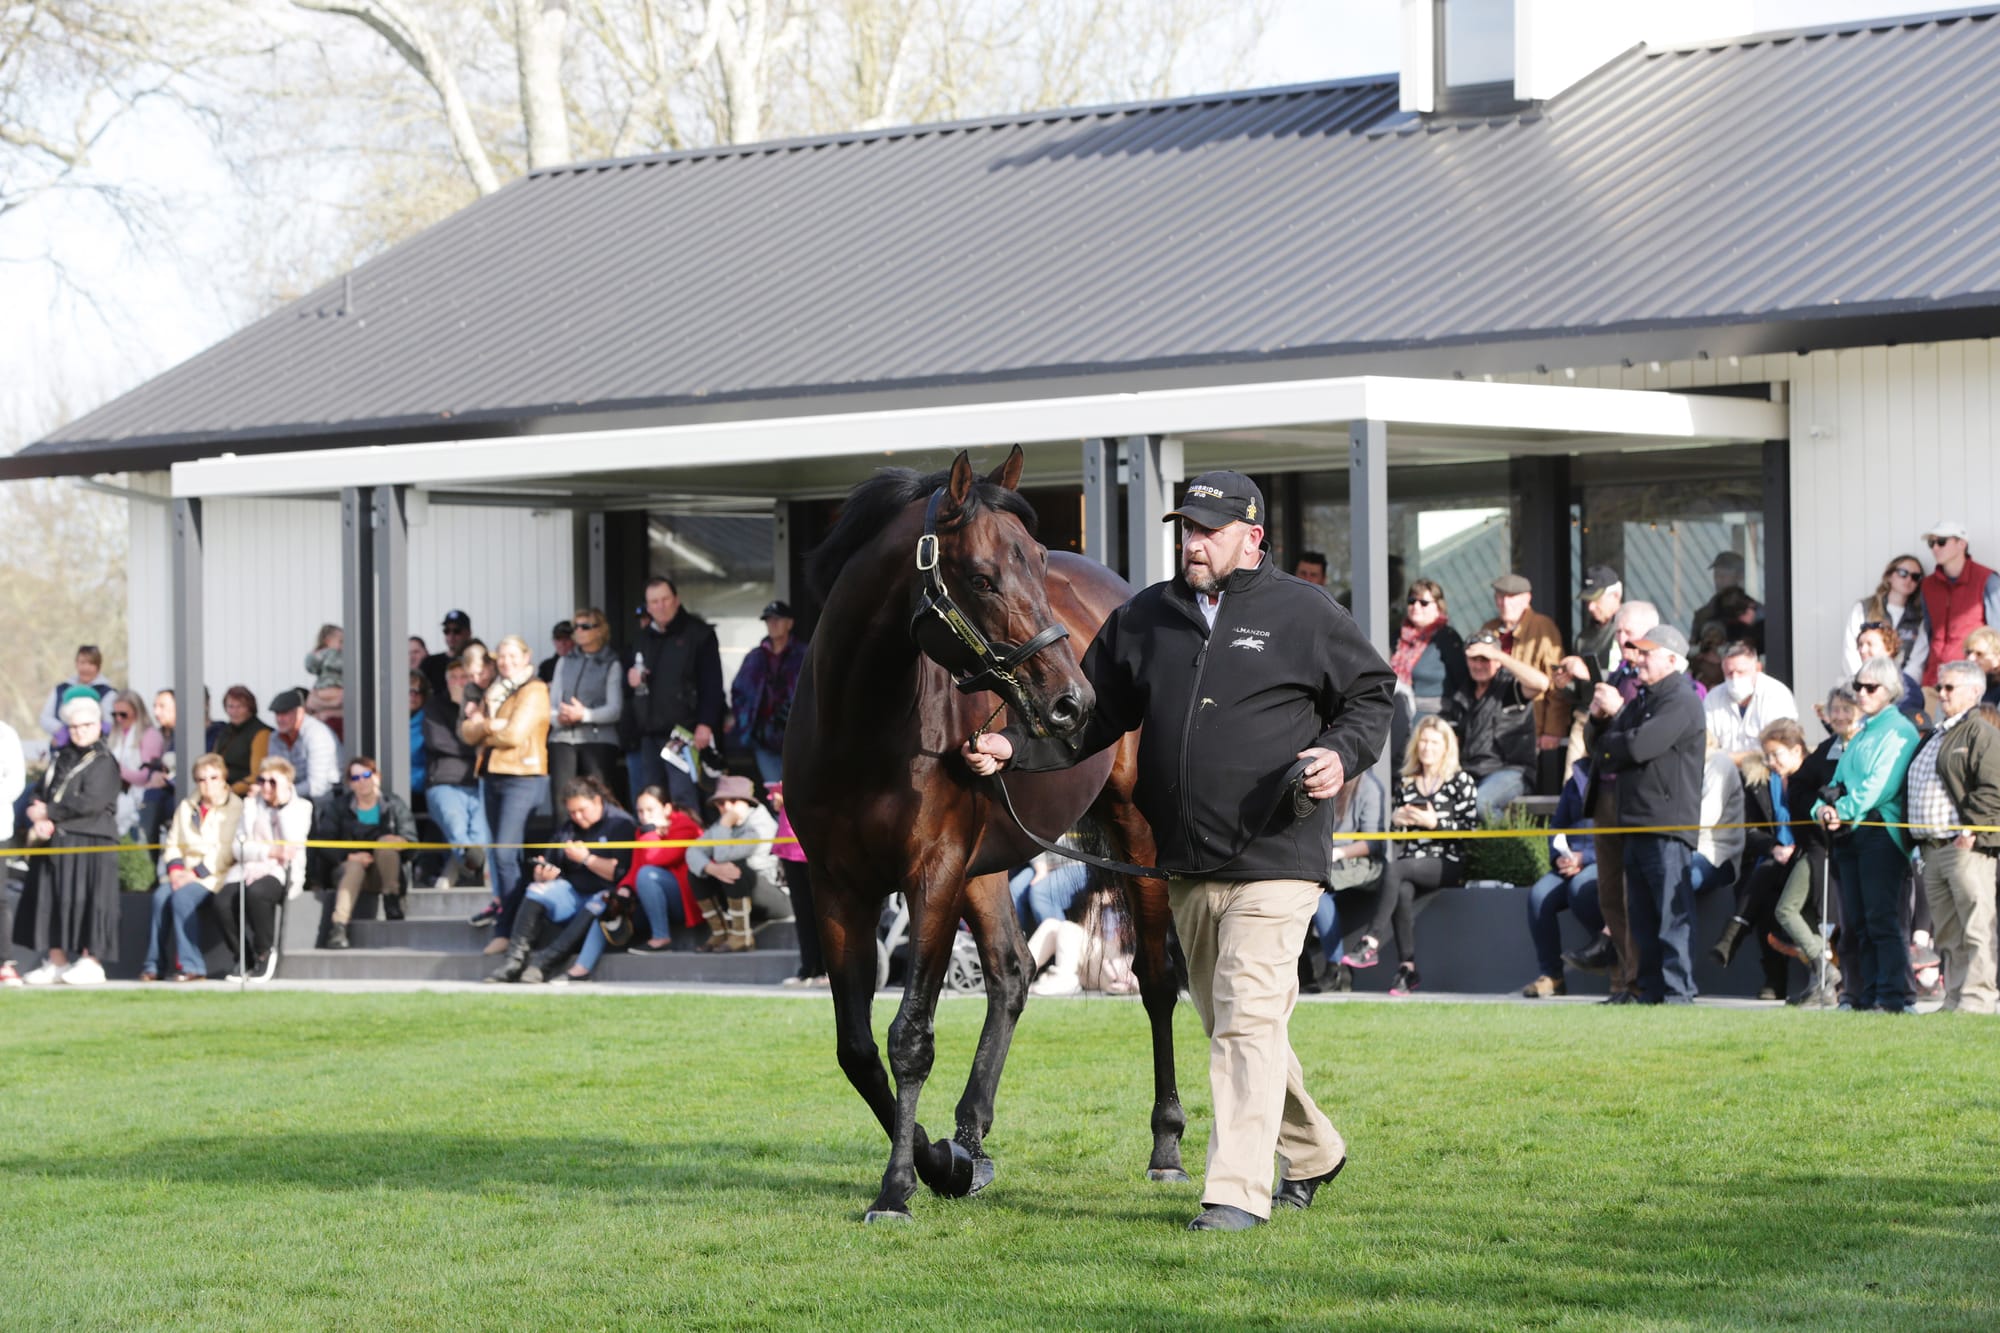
[968,1156,996,1195]
[1146,1167,1192,1184]
[922,1139,978,1198]
[863,1208,913,1224]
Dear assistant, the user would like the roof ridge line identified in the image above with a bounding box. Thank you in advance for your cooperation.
[526,74,1399,181]
[1644,2,1999,56]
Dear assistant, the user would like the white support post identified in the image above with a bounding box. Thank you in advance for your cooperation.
[1124,435,1184,589]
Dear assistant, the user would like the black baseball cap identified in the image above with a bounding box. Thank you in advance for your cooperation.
[1578,565,1622,602]
[551,620,574,638]
[442,609,471,629]
[1164,471,1265,530]
[761,600,794,619]
[271,688,307,714]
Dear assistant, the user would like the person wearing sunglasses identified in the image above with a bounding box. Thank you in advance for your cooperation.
[142,754,243,982]
[1387,579,1469,776]
[547,607,628,809]
[1918,520,2000,689]
[311,756,417,949]
[101,688,165,839]
[1842,555,1931,680]
[218,757,313,981]
[1812,655,1922,1013]
[1904,659,2000,1014]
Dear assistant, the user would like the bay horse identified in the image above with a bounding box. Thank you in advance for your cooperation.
[784,447,1187,1222]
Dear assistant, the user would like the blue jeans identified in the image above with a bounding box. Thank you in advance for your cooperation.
[753,746,783,788]
[1010,861,1089,930]
[633,864,693,941]
[1474,768,1530,822]
[427,782,491,867]
[1313,891,1347,962]
[486,774,550,938]
[573,892,616,973]
[145,881,213,977]
[1832,827,1914,1010]
[632,737,703,813]
[1527,864,1602,979]
[1624,835,1697,1002]
[525,877,585,924]
[1691,853,1734,897]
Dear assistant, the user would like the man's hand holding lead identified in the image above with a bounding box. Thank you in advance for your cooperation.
[1297,747,1345,801]
[960,733,1013,777]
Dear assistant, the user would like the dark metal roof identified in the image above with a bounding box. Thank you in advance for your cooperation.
[17,5,2000,476]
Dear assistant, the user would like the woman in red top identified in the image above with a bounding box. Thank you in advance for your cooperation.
[626,785,706,949]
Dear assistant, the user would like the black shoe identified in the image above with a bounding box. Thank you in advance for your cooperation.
[1565,937,1616,974]
[324,923,351,950]
[384,895,405,922]
[485,900,544,983]
[1187,1204,1265,1232]
[1273,1157,1345,1211]
[467,900,503,928]
[1331,963,1353,993]
[1600,990,1637,1005]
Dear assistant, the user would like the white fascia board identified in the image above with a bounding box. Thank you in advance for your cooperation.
[170,375,1786,499]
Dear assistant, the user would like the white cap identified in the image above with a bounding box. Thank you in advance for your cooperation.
[1926,518,1970,542]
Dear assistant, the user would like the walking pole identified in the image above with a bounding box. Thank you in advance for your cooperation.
[237,875,247,994]
[1816,856,1833,1005]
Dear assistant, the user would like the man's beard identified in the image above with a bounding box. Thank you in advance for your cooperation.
[1185,563,1220,596]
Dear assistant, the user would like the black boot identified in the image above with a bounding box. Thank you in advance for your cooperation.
[487,900,544,983]
[1710,917,1748,967]
[384,894,405,922]
[525,912,594,984]
[324,922,350,950]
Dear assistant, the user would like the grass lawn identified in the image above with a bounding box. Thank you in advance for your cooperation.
[0,992,1994,1331]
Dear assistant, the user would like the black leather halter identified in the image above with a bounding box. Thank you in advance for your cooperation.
[909,488,1072,733]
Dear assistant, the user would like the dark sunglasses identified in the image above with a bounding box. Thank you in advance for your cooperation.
[112,710,133,721]
[256,777,281,787]
[1858,619,1895,634]
[1928,537,1956,548]
[1407,596,1434,607]
[348,769,375,783]
[1889,567,1921,579]
[1853,680,1885,695]
[572,620,601,631]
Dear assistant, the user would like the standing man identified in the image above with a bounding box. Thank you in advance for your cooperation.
[1292,551,1328,586]
[1480,573,1567,792]
[1919,520,2000,687]
[538,620,575,684]
[1585,624,1707,1004]
[1904,660,2000,1013]
[963,470,1394,1232]
[422,611,474,698]
[627,577,724,812]
[728,599,807,787]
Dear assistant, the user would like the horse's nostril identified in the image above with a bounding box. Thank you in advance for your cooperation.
[1049,690,1084,728]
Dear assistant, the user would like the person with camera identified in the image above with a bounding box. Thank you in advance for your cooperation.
[626,578,724,812]
[487,775,636,984]
[962,470,1394,1233]
[1448,627,1547,820]
[1812,654,1922,1013]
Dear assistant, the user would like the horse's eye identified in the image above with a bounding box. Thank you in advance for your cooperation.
[970,575,997,595]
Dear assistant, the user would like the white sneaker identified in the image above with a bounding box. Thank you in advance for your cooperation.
[60,957,106,986]
[0,962,22,987]
[22,961,65,986]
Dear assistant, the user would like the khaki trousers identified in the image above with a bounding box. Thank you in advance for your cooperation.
[1920,844,1999,1014]
[1169,877,1346,1218]
[1590,785,1636,995]
[332,837,407,925]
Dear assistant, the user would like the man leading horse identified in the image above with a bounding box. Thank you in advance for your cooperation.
[964,469,1395,1231]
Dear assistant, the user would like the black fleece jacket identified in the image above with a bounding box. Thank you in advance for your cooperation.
[1008,558,1395,884]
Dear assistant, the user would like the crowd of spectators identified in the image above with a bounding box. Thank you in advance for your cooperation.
[6,516,1999,1012]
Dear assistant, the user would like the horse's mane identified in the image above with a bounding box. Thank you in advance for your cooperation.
[808,465,1039,602]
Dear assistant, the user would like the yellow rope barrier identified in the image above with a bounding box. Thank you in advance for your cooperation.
[7,836,802,857]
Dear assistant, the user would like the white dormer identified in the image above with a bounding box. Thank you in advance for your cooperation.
[1401,0,1758,114]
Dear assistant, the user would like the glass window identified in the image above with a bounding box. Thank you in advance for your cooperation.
[1443,0,1515,88]
[647,512,775,682]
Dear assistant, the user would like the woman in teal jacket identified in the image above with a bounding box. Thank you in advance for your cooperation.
[1812,655,1920,1012]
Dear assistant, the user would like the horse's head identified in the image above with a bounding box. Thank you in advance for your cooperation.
[910,446,1093,743]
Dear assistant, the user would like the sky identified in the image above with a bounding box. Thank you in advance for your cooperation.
[0,0,1960,449]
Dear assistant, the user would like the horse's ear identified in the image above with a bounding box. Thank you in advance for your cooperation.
[945,450,975,514]
[985,444,1025,492]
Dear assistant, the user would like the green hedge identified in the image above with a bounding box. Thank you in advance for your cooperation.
[118,839,157,893]
[1461,806,1551,886]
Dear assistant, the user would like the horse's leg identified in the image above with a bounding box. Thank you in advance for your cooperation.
[1101,788,1189,1182]
[870,881,975,1221]
[821,882,899,1139]
[951,871,1033,1194]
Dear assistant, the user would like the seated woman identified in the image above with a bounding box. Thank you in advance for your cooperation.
[685,775,786,954]
[1695,734,1746,897]
[1343,714,1479,995]
[547,785,704,983]
[1710,717,1836,1001]
[212,685,272,797]
[1519,760,1598,998]
[217,756,314,982]
[1007,842,1090,933]
[142,753,243,982]
[488,775,636,984]
[1308,770,1386,993]
[1027,886,1137,998]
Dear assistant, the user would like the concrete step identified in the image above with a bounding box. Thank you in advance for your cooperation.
[273,946,802,985]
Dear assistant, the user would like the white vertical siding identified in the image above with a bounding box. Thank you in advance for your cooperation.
[127,496,575,722]
[1789,336,2000,718]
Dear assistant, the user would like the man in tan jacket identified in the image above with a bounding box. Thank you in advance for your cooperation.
[142,754,244,980]
[1480,574,1569,793]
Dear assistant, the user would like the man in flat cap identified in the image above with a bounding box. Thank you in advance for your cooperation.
[1479,573,1568,793]
[963,470,1393,1231]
